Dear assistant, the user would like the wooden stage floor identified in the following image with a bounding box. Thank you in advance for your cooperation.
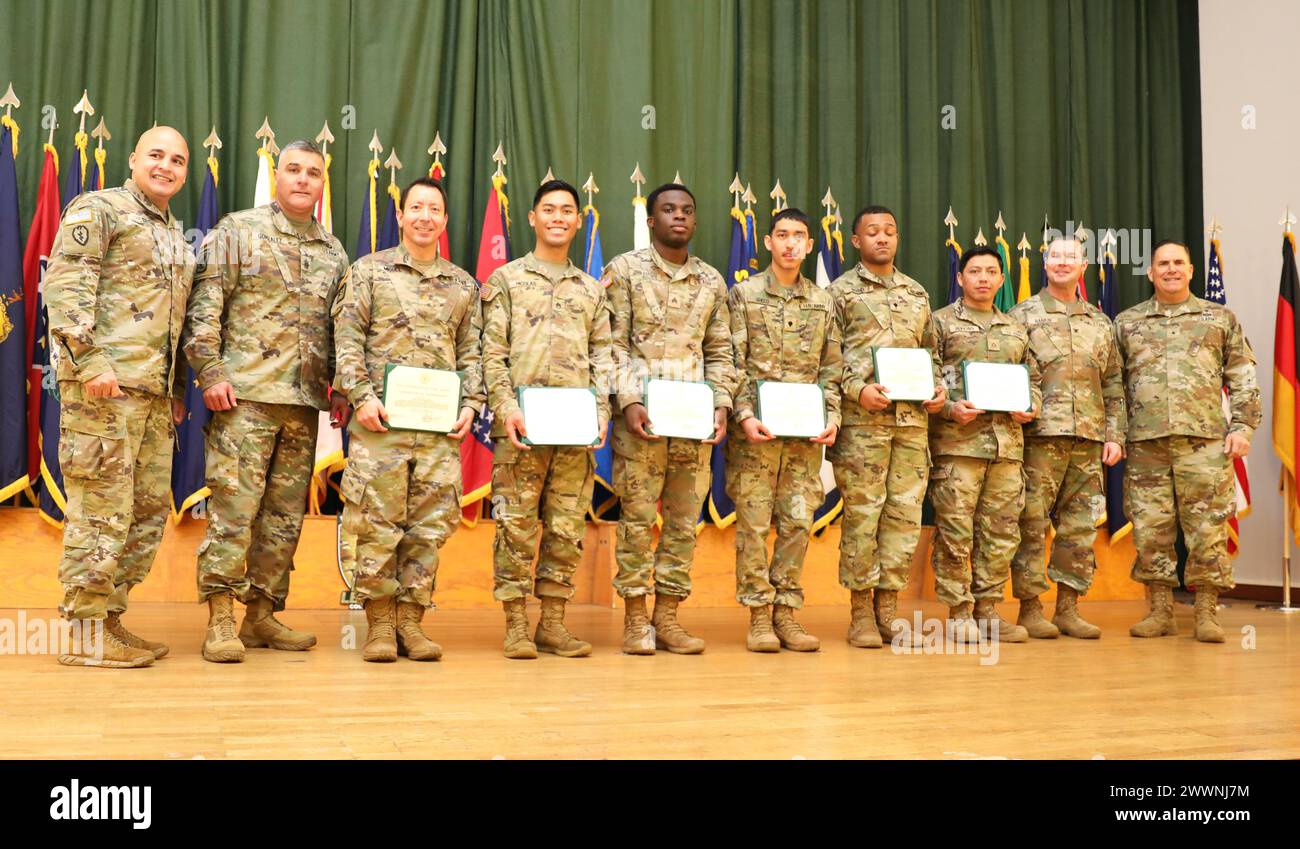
[2,599,1297,760]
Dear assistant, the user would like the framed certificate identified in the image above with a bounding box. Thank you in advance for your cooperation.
[756,380,826,438]
[871,347,936,402]
[962,361,1032,412]
[517,386,601,446]
[644,378,715,440]
[381,365,463,432]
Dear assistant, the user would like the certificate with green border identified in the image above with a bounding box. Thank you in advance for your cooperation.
[644,377,715,440]
[962,361,1032,412]
[517,386,601,446]
[871,346,936,402]
[381,365,463,432]
[756,380,825,438]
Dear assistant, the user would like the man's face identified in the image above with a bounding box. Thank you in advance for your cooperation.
[528,189,580,250]
[958,255,1003,310]
[1148,243,1193,300]
[851,212,898,266]
[398,184,447,253]
[128,127,189,207]
[1046,238,1087,287]
[274,148,326,219]
[764,218,813,275]
[649,189,695,249]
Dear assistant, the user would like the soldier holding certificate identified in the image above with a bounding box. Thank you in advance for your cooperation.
[604,183,735,655]
[929,247,1041,643]
[332,177,484,662]
[481,179,613,659]
[727,208,841,653]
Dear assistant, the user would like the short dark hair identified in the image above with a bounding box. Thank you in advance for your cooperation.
[1152,239,1191,260]
[400,177,447,211]
[646,182,696,213]
[280,139,324,160]
[533,179,580,209]
[851,204,897,234]
[958,246,1003,274]
[769,207,812,237]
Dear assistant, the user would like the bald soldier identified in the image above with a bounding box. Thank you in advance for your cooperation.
[46,126,194,668]
[183,140,350,663]
[1115,240,1260,642]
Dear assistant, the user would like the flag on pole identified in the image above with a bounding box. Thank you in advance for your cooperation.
[632,189,649,252]
[1017,250,1032,303]
[306,142,347,515]
[994,230,1016,311]
[1204,237,1251,556]
[815,209,842,288]
[355,156,380,259]
[379,174,399,252]
[254,139,275,207]
[945,236,962,304]
[0,114,27,502]
[583,192,617,518]
[429,158,451,261]
[23,142,59,494]
[1273,230,1300,546]
[1097,241,1130,543]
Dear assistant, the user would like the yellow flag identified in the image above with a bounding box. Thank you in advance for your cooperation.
[1017,255,1031,302]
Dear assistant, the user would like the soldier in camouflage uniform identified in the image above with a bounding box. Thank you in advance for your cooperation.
[482,179,613,659]
[183,140,350,663]
[47,126,194,668]
[728,208,841,653]
[1008,236,1127,639]
[604,183,735,655]
[1115,239,1260,643]
[828,205,946,649]
[333,178,484,662]
[929,247,1042,644]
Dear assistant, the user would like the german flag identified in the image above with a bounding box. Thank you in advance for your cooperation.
[1273,232,1300,545]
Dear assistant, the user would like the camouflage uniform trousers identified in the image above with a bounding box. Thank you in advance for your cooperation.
[1011,436,1104,598]
[1126,435,1236,591]
[611,417,712,599]
[340,427,463,608]
[928,455,1025,607]
[726,429,823,608]
[196,400,317,610]
[490,441,595,602]
[829,424,929,593]
[56,381,174,620]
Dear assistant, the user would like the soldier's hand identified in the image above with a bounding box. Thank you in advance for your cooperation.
[356,398,389,433]
[330,393,352,430]
[811,423,838,446]
[702,407,729,445]
[1009,405,1037,425]
[1101,441,1124,466]
[591,420,609,451]
[922,383,947,414]
[950,399,984,425]
[449,407,475,441]
[741,416,774,443]
[171,398,186,425]
[84,370,125,399]
[624,403,657,440]
[1224,431,1251,460]
[203,381,238,411]
[859,383,891,411]
[505,410,530,450]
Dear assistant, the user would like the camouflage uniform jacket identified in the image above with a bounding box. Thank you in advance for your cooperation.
[332,245,485,418]
[1008,288,1126,443]
[480,252,613,438]
[182,202,349,411]
[829,262,941,428]
[1114,294,1260,442]
[729,269,843,428]
[930,299,1042,461]
[44,179,195,397]
[603,246,735,411]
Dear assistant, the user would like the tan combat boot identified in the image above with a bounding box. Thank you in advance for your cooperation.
[502,598,538,659]
[621,595,655,655]
[772,604,820,651]
[1130,584,1178,637]
[1194,588,1226,644]
[652,593,705,654]
[240,594,317,651]
[973,598,1029,643]
[105,611,169,659]
[947,602,982,644]
[875,588,918,644]
[535,597,592,657]
[1016,595,1061,639]
[362,597,398,662]
[395,601,442,661]
[59,619,155,668]
[1052,585,1101,639]
[746,604,780,652]
[847,589,883,648]
[202,593,245,663]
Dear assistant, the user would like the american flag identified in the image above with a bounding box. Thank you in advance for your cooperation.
[1205,238,1251,556]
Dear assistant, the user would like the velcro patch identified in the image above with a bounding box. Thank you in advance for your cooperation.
[60,212,101,256]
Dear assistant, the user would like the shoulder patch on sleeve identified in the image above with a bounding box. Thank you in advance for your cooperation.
[59,205,102,257]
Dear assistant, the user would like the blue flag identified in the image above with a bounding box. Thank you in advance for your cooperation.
[945,238,962,304]
[0,122,27,502]
[379,182,399,252]
[583,202,617,518]
[1098,246,1130,542]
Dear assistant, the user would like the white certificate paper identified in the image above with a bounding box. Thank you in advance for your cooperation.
[645,379,715,440]
[518,386,600,446]
[382,365,461,432]
[757,381,826,438]
[873,347,936,402]
[963,361,1032,412]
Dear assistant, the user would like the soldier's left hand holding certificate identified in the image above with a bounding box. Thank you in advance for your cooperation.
[381,365,463,432]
